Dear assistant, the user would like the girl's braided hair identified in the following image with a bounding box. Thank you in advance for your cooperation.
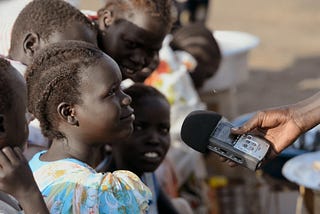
[26,41,104,140]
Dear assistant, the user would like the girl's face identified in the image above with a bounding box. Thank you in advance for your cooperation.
[98,13,167,80]
[113,96,170,176]
[73,55,134,144]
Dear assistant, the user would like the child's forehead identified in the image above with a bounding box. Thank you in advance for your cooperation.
[79,56,121,85]
[134,96,169,111]
[48,22,97,46]
[119,10,166,34]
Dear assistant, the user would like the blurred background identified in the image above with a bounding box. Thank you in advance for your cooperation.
[206,0,320,116]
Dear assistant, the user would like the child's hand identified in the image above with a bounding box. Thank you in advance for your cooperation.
[0,147,39,199]
[0,147,49,213]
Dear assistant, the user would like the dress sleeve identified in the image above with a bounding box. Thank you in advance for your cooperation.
[99,170,152,213]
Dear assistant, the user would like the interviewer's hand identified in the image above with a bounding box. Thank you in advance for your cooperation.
[231,107,303,154]
[219,107,303,167]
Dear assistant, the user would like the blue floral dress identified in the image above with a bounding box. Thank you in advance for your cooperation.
[29,151,152,214]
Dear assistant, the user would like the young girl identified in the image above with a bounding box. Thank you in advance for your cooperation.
[26,41,151,213]
[109,83,192,214]
[0,57,49,213]
[7,0,100,160]
[96,0,176,80]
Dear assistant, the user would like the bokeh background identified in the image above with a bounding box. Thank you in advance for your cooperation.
[206,0,320,115]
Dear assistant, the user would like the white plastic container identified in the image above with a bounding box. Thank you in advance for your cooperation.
[199,30,260,92]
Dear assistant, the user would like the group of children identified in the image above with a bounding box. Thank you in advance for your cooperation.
[0,0,221,213]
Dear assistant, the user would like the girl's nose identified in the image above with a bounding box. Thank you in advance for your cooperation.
[121,92,132,106]
[148,132,161,145]
[130,51,148,67]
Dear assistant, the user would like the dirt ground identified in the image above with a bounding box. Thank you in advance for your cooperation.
[206,0,320,116]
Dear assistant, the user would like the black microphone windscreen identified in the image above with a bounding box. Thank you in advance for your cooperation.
[180,110,222,153]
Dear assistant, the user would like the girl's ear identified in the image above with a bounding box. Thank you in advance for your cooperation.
[23,32,41,58]
[57,103,79,126]
[98,9,115,30]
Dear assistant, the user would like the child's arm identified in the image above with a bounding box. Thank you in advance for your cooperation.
[0,147,49,214]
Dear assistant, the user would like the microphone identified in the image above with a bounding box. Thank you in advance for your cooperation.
[181,110,270,171]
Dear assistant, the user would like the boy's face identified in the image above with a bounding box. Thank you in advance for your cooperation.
[98,13,166,80]
[113,96,170,176]
[72,55,134,144]
[125,54,159,83]
[0,67,28,149]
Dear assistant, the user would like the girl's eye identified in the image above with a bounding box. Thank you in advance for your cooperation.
[107,87,117,97]
[160,127,170,135]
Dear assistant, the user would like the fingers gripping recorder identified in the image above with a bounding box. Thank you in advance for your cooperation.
[180,110,270,171]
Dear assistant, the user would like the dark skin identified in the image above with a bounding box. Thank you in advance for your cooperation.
[0,67,48,214]
[0,147,49,214]
[9,22,97,65]
[223,92,320,167]
[110,95,178,214]
[111,96,170,175]
[97,8,167,80]
[41,56,134,168]
[125,54,160,83]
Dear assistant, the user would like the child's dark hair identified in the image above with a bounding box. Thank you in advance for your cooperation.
[9,0,97,56]
[170,23,222,88]
[0,58,14,113]
[124,83,169,106]
[26,41,104,140]
[98,0,176,33]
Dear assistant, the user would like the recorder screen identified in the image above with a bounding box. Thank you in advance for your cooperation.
[211,122,238,145]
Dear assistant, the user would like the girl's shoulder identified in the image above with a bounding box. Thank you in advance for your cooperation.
[29,151,148,187]
[29,154,152,213]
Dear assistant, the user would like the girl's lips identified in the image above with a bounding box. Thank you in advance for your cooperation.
[144,152,160,158]
[120,113,135,121]
[142,152,162,163]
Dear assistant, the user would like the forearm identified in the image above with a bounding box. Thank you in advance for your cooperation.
[291,92,320,132]
[17,189,49,214]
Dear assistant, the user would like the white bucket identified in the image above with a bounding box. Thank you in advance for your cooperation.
[199,30,259,92]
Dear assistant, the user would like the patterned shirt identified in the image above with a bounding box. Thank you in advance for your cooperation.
[29,151,152,214]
